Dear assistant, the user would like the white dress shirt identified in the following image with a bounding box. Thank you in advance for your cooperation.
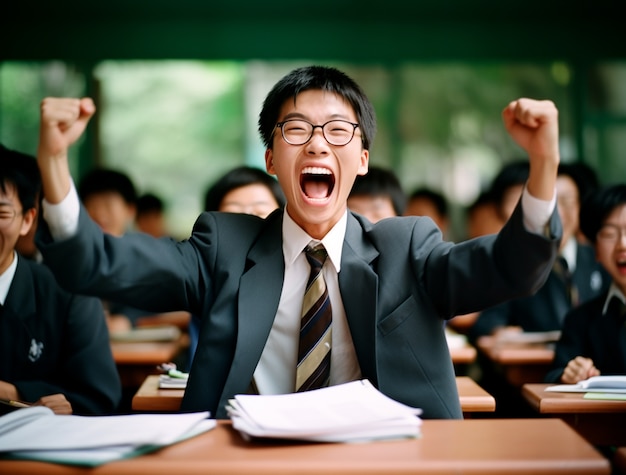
[0,252,19,305]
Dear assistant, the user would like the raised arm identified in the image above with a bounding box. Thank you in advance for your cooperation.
[37,98,95,203]
[502,99,559,201]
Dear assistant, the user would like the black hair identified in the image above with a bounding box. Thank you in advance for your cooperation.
[560,161,599,204]
[468,189,497,213]
[258,66,377,151]
[349,166,406,216]
[408,187,448,218]
[78,168,137,205]
[489,160,530,206]
[137,193,165,214]
[204,166,286,212]
[579,184,626,244]
[0,144,41,211]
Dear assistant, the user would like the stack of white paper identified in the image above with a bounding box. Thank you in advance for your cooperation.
[227,379,422,443]
[0,407,215,466]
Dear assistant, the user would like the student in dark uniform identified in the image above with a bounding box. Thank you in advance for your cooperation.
[35,66,561,419]
[0,144,121,415]
[469,162,609,340]
[546,184,626,383]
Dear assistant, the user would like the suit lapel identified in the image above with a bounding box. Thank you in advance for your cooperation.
[339,214,379,385]
[225,213,285,393]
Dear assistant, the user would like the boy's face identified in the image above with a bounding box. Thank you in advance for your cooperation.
[83,192,136,237]
[265,89,369,239]
[595,204,626,295]
[0,183,35,274]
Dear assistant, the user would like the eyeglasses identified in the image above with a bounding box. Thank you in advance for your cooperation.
[0,206,20,229]
[275,119,360,146]
[597,224,626,243]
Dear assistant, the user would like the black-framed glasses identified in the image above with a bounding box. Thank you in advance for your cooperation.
[0,206,19,229]
[275,119,360,146]
[597,224,626,244]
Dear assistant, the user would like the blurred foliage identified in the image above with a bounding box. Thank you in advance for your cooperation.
[1,60,625,240]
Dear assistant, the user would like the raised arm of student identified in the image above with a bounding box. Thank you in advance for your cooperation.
[37,98,95,240]
[38,98,94,203]
[501,99,559,235]
[503,98,559,201]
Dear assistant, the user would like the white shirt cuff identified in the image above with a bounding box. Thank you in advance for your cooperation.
[521,185,556,236]
[41,181,80,240]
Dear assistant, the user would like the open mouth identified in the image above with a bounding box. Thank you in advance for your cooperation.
[300,167,335,201]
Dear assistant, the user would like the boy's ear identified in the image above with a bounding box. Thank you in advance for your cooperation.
[265,149,275,175]
[19,208,37,237]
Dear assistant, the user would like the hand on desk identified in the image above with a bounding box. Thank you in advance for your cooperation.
[561,356,600,384]
[33,394,73,415]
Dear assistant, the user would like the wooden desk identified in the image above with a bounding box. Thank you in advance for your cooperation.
[446,328,477,366]
[455,376,495,413]
[522,383,626,446]
[132,376,496,415]
[0,419,609,474]
[477,336,554,386]
[449,345,477,365]
[111,336,188,389]
[132,375,185,411]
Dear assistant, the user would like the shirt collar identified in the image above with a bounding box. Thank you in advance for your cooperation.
[0,251,19,305]
[602,282,626,316]
[560,237,577,272]
[282,208,347,272]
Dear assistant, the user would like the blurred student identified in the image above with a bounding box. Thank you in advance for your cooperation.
[545,184,626,383]
[464,190,504,240]
[79,168,190,333]
[135,192,169,238]
[204,165,285,219]
[78,168,137,238]
[566,161,601,245]
[78,168,141,332]
[347,165,406,222]
[469,161,609,340]
[0,145,121,415]
[404,187,450,238]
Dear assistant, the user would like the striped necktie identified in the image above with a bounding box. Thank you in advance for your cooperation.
[295,243,332,392]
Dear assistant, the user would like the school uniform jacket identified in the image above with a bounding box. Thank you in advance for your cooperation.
[544,292,626,383]
[37,201,560,419]
[0,255,121,414]
[469,243,609,340]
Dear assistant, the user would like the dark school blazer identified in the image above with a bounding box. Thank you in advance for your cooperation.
[37,199,560,419]
[545,292,626,383]
[0,255,121,414]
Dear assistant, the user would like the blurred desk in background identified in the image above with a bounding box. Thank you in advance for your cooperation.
[522,383,626,447]
[132,375,495,416]
[476,336,554,387]
[111,331,188,389]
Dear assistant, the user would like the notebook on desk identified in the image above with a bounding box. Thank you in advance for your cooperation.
[110,325,181,342]
[0,407,215,466]
[546,375,626,394]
